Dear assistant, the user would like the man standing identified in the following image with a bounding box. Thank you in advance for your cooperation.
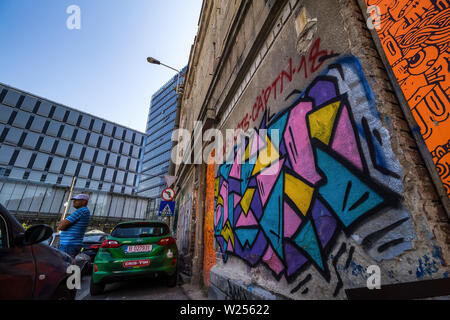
[58,194,91,257]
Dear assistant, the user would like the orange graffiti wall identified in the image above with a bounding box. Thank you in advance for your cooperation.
[203,152,216,286]
[366,0,450,196]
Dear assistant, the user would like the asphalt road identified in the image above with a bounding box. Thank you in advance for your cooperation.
[76,274,190,300]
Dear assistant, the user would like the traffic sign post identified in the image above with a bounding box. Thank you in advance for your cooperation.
[159,201,175,217]
[161,187,176,202]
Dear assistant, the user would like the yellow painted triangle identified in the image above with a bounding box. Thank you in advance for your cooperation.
[240,188,255,215]
[251,136,280,176]
[285,173,314,216]
[308,101,341,145]
[217,196,224,207]
[242,135,253,161]
[221,220,234,248]
[214,178,220,198]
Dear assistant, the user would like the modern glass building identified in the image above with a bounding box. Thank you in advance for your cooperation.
[0,82,145,194]
[137,66,186,214]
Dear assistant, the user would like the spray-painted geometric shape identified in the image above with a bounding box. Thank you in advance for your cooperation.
[331,105,364,171]
[316,147,385,228]
[306,78,339,106]
[241,159,256,194]
[256,158,285,206]
[236,209,258,227]
[228,194,235,228]
[260,173,284,260]
[220,163,233,180]
[308,101,341,145]
[235,228,259,248]
[229,148,242,179]
[251,136,280,176]
[284,241,308,277]
[311,199,337,247]
[284,201,302,238]
[262,245,285,276]
[221,220,234,251]
[240,188,255,215]
[284,102,322,185]
[285,173,315,216]
[268,113,288,150]
[293,221,324,270]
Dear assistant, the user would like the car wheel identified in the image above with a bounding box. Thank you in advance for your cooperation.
[90,278,105,296]
[51,283,76,300]
[167,269,178,287]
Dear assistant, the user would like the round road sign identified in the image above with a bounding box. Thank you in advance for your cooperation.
[161,188,175,201]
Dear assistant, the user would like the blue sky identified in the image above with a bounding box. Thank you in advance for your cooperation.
[0,0,202,132]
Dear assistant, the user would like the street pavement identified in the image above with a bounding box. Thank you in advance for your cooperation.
[76,274,196,300]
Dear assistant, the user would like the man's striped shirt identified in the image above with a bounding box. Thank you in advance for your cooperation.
[60,207,91,246]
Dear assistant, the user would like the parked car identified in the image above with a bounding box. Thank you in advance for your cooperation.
[81,232,109,270]
[90,221,178,296]
[43,232,90,275]
[0,204,76,300]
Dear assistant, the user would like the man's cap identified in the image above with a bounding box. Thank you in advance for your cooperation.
[71,194,89,201]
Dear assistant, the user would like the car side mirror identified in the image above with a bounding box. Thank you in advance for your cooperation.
[20,225,53,246]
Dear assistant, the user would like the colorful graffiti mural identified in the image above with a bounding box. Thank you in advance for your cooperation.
[214,56,413,283]
[366,0,450,196]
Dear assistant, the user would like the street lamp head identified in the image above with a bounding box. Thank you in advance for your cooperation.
[147,57,161,65]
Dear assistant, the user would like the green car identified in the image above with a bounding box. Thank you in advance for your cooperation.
[90,221,178,296]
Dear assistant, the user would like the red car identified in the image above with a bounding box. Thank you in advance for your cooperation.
[0,204,76,300]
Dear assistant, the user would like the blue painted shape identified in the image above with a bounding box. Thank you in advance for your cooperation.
[316,147,385,228]
[293,221,324,270]
[241,158,256,194]
[220,163,233,180]
[268,113,288,150]
[215,206,224,236]
[159,201,175,217]
[259,173,284,260]
[235,228,259,248]
[228,194,234,228]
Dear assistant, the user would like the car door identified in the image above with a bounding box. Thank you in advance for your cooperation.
[0,210,36,300]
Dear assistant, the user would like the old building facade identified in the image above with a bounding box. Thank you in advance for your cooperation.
[174,0,450,299]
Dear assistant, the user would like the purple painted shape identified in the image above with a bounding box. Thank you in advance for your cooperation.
[248,178,257,188]
[227,239,234,253]
[234,204,242,227]
[251,133,265,157]
[216,236,225,254]
[256,159,285,206]
[234,231,267,266]
[262,245,285,275]
[229,148,242,179]
[220,181,229,227]
[279,140,287,157]
[284,102,322,185]
[307,80,339,107]
[311,199,337,247]
[249,190,263,220]
[331,105,364,171]
[236,209,258,227]
[228,178,241,194]
[284,241,308,277]
[284,202,302,238]
[233,194,241,208]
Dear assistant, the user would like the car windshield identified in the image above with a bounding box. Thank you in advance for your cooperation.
[111,223,169,238]
[83,235,105,243]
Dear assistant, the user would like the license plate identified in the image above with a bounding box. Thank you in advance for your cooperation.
[125,245,152,253]
[123,259,151,268]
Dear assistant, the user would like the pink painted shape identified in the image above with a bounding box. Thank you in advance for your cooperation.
[227,239,234,253]
[284,202,302,238]
[229,148,242,179]
[233,194,241,208]
[284,102,322,184]
[256,159,285,205]
[331,105,364,171]
[236,209,258,227]
[262,245,285,275]
[250,133,265,157]
[214,205,222,227]
[220,181,229,227]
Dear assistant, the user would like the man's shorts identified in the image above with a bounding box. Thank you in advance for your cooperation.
[58,244,82,258]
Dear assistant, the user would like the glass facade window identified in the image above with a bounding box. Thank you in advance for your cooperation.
[12,111,29,129]
[100,136,110,150]
[111,140,120,153]
[21,96,37,112]
[88,133,99,147]
[67,111,79,125]
[70,143,83,159]
[30,115,46,133]
[80,115,91,129]
[0,105,13,124]
[75,129,87,143]
[84,148,95,162]
[114,127,124,139]
[23,133,40,149]
[52,107,66,121]
[14,150,33,168]
[104,123,113,136]
[5,127,23,145]
[46,122,61,137]
[61,125,75,140]
[108,154,118,167]
[92,120,103,133]
[96,150,107,165]
[64,160,78,175]
[36,101,51,117]
[55,140,70,156]
[3,90,21,107]
[33,154,49,171]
